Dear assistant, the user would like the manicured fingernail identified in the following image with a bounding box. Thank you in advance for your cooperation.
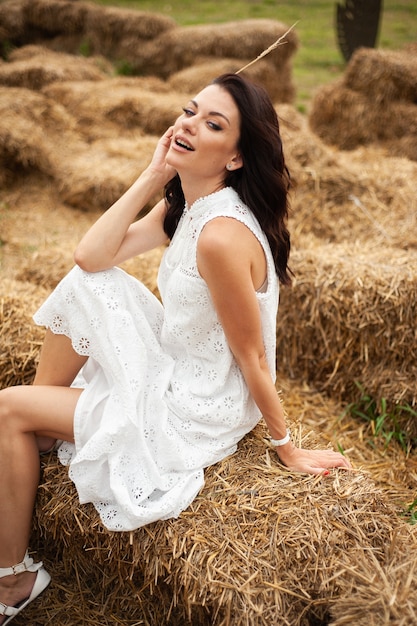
[323,470,330,476]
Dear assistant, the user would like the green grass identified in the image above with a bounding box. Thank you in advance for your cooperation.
[91,0,416,110]
[341,383,417,454]
[402,496,417,525]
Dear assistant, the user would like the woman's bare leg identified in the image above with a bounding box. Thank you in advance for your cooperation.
[34,330,88,387]
[34,330,87,452]
[0,384,82,623]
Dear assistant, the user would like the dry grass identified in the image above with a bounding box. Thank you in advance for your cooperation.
[276,244,417,426]
[43,78,185,137]
[309,47,417,160]
[135,19,298,86]
[0,279,48,387]
[22,396,416,626]
[277,103,417,249]
[0,45,112,90]
[169,57,295,103]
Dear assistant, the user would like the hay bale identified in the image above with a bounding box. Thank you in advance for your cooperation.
[0,79,175,207]
[22,0,176,43]
[0,78,175,203]
[0,45,111,90]
[56,135,160,211]
[277,106,417,249]
[276,244,417,427]
[1,0,177,58]
[0,279,48,388]
[309,82,417,158]
[15,248,76,291]
[309,48,417,159]
[168,56,295,103]
[28,414,417,625]
[343,47,417,104]
[43,78,185,137]
[289,147,417,248]
[134,19,298,82]
[328,542,417,626]
[0,0,28,45]
[0,86,76,184]
[83,3,176,59]
[25,0,91,36]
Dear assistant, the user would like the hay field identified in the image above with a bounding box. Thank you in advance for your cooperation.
[0,1,417,624]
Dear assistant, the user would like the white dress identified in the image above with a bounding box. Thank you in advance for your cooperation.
[34,187,279,531]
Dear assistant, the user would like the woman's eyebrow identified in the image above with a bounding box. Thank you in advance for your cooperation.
[189,99,231,126]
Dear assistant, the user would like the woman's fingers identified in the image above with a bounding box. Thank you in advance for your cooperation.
[277,447,352,474]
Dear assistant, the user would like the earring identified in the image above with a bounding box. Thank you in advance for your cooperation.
[226,163,232,170]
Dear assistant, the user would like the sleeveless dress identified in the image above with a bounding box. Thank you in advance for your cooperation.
[33,187,279,531]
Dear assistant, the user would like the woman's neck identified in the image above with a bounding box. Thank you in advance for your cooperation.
[179,175,226,209]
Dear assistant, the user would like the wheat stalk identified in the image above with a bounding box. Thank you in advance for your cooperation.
[235,22,298,74]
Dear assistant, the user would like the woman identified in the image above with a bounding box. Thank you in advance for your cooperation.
[0,73,350,624]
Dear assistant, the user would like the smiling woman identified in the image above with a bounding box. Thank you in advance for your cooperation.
[0,72,350,625]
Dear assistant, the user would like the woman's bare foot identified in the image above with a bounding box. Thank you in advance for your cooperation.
[0,571,37,624]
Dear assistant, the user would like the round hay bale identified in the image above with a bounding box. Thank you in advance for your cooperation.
[28,417,417,625]
[276,244,417,428]
[0,279,48,388]
[168,56,296,103]
[0,45,110,90]
[134,19,298,78]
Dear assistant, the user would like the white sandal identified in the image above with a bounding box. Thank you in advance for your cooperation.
[0,552,51,624]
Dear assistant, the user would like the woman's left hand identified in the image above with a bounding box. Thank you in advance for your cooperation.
[274,443,352,475]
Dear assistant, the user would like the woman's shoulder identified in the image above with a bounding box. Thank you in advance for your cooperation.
[199,187,257,225]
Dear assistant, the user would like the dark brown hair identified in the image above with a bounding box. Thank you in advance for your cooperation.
[163,73,292,285]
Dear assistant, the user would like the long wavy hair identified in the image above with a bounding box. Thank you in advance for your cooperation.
[163,73,292,285]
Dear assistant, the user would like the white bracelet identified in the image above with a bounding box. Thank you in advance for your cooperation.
[269,429,291,447]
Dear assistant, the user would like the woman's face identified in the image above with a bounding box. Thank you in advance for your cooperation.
[166,84,242,184]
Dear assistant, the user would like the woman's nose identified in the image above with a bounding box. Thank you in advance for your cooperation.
[181,115,197,134]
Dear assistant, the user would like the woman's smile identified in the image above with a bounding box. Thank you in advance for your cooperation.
[173,135,195,152]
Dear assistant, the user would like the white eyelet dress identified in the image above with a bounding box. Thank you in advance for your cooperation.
[33,187,279,531]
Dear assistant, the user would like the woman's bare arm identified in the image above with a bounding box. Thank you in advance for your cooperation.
[197,218,351,475]
[74,128,175,272]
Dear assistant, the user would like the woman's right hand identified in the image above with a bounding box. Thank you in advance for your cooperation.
[74,127,177,272]
[147,126,177,185]
[275,442,352,476]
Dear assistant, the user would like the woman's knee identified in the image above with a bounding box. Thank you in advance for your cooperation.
[0,386,21,428]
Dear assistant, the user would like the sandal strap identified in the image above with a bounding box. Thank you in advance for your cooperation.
[0,600,18,618]
[0,551,43,578]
